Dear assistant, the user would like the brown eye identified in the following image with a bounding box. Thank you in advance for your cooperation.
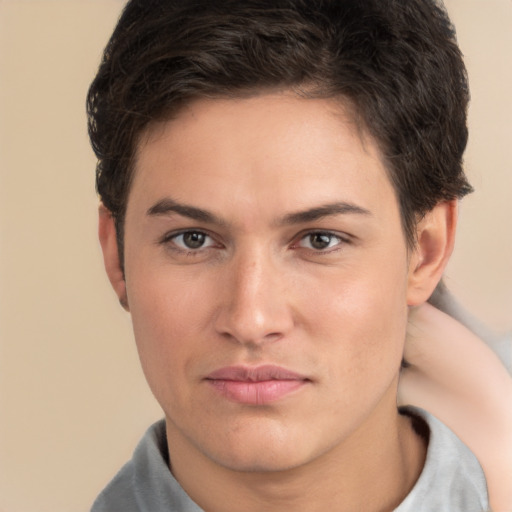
[298,232,343,251]
[310,233,332,249]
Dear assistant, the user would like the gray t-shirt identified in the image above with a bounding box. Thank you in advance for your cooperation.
[91,408,488,511]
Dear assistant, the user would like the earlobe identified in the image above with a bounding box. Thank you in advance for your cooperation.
[407,200,458,306]
[98,204,129,311]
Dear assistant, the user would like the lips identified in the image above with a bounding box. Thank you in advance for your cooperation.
[205,365,310,405]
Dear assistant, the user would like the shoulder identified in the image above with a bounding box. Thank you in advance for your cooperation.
[395,408,488,512]
[91,420,166,512]
[91,420,202,512]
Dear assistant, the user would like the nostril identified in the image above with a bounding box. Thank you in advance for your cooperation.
[263,332,284,343]
[217,329,284,347]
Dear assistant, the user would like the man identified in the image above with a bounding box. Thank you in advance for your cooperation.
[87,0,490,510]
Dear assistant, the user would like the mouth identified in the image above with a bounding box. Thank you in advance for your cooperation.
[205,365,311,405]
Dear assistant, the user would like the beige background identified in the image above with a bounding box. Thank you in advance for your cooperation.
[0,1,510,511]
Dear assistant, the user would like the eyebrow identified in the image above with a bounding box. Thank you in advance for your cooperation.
[147,198,226,225]
[147,198,371,226]
[280,202,372,225]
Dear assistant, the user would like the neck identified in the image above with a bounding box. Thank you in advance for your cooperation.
[166,392,426,512]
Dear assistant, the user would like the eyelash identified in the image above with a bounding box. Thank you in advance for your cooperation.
[160,230,219,255]
[292,231,350,253]
[159,229,351,256]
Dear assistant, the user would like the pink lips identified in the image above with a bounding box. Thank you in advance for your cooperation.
[205,365,309,405]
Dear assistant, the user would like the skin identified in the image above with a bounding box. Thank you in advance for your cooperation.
[400,303,512,512]
[99,93,456,512]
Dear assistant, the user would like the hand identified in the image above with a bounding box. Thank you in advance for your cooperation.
[398,303,512,512]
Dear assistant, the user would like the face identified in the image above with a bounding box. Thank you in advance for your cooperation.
[121,94,418,472]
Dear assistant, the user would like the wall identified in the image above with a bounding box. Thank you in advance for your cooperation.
[0,1,510,511]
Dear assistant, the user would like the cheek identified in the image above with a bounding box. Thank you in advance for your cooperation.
[128,259,212,336]
[302,260,409,383]
[126,267,212,401]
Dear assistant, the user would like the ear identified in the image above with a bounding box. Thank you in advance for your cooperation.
[407,200,458,306]
[98,204,129,310]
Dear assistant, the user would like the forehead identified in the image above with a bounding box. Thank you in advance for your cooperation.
[141,93,370,162]
[129,93,398,226]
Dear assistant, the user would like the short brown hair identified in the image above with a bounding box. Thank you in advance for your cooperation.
[87,0,472,261]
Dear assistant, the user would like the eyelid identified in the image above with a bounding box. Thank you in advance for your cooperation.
[159,228,220,251]
[291,230,352,252]
[158,228,352,254]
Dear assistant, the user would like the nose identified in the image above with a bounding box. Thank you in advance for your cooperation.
[214,247,294,346]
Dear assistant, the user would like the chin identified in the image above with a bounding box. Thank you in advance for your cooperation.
[200,421,322,474]
[212,446,309,474]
